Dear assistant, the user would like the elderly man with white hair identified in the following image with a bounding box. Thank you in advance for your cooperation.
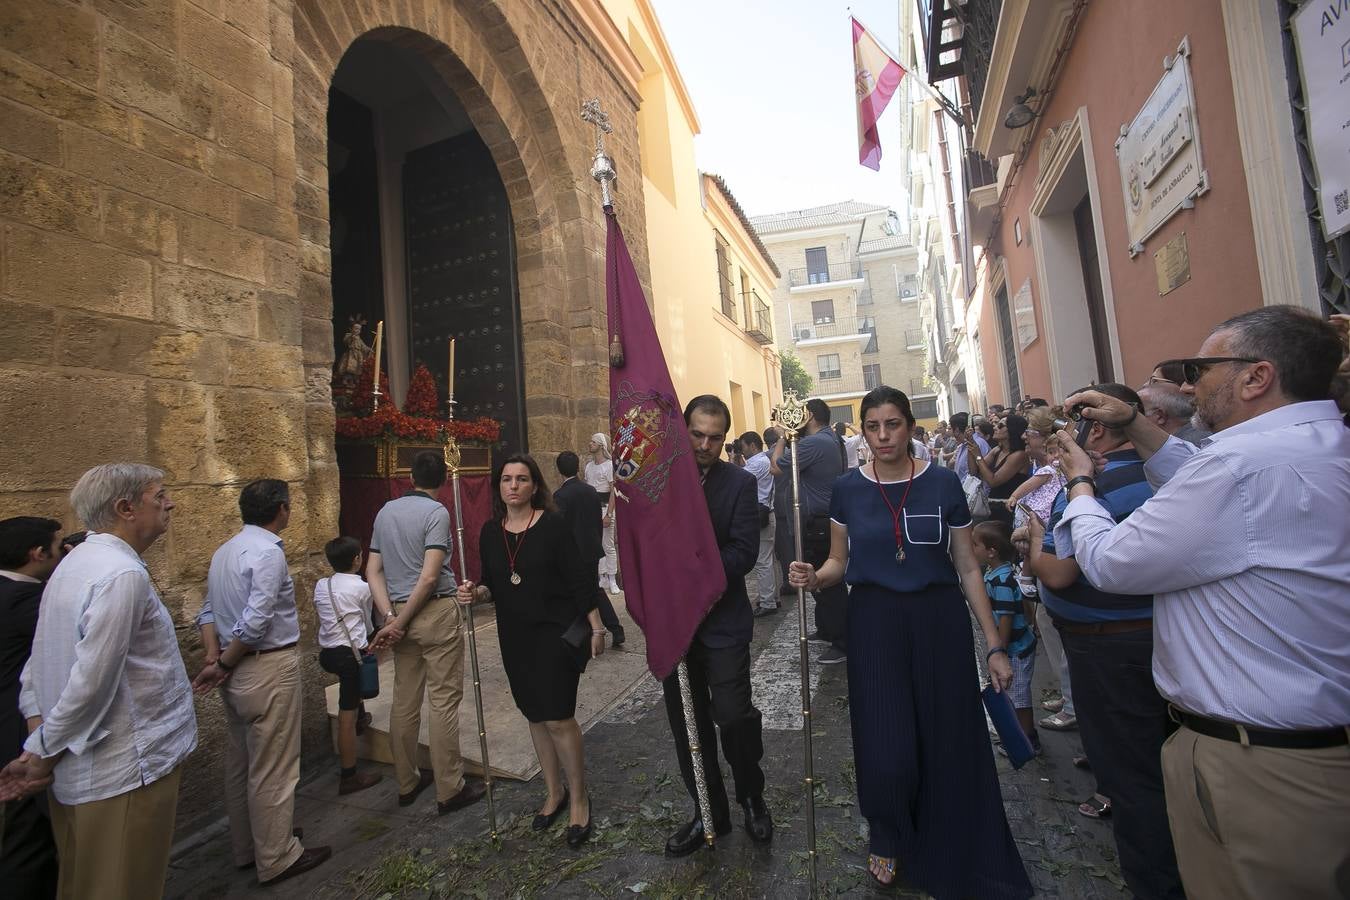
[1138,370,1210,445]
[584,432,620,595]
[0,464,196,900]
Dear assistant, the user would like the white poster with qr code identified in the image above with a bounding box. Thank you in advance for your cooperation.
[1292,1,1350,240]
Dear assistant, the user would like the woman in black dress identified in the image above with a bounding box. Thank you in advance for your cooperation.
[968,413,1031,525]
[789,387,1031,898]
[456,454,603,848]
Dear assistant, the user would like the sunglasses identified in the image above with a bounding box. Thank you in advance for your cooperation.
[1155,357,1263,385]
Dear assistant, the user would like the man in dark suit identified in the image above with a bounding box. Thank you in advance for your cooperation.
[553,451,625,647]
[663,395,772,856]
[0,516,63,899]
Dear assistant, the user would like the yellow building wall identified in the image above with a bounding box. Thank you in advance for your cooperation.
[601,0,781,437]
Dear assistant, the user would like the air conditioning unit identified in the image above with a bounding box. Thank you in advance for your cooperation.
[796,326,815,340]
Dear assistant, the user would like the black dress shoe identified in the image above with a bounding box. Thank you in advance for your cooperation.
[741,796,773,843]
[532,788,569,831]
[259,845,331,886]
[397,769,435,807]
[565,797,593,848]
[437,777,487,815]
[611,629,626,648]
[664,816,731,856]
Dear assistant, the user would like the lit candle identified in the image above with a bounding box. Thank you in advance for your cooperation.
[371,320,384,410]
[448,337,456,402]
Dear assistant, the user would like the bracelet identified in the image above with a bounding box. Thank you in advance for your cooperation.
[986,646,1008,661]
[1065,475,1096,495]
[592,630,607,636]
[216,656,235,672]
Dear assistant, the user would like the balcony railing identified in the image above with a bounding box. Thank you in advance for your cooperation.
[787,260,863,288]
[905,328,926,349]
[791,315,876,344]
[910,377,937,397]
[813,369,869,396]
[742,291,773,344]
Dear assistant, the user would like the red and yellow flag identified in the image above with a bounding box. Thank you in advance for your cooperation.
[853,17,905,170]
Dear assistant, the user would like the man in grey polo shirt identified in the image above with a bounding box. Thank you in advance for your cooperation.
[368,451,484,815]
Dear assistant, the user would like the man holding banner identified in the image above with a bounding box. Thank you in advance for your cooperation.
[660,395,771,856]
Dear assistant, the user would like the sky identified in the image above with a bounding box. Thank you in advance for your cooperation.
[649,0,908,219]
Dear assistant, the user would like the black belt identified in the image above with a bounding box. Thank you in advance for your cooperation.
[1170,706,1349,750]
[250,641,297,657]
[1056,618,1152,636]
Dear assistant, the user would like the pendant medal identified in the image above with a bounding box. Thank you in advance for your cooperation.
[895,548,905,563]
[510,572,522,586]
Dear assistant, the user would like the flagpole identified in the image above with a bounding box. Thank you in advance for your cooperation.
[773,391,818,897]
[583,97,718,848]
[445,436,497,840]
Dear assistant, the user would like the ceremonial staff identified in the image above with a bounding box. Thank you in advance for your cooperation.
[445,401,497,839]
[582,97,718,848]
[773,390,819,896]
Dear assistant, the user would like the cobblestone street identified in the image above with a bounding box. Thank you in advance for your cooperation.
[167,591,1124,899]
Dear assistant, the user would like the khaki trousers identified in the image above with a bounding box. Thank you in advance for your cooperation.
[390,597,466,802]
[219,648,304,881]
[49,766,181,900]
[1161,723,1350,900]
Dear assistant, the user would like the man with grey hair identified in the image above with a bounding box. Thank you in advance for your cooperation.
[1054,305,1349,898]
[193,478,331,885]
[1138,374,1210,445]
[0,464,196,900]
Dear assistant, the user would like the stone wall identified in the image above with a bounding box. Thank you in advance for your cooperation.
[0,0,647,831]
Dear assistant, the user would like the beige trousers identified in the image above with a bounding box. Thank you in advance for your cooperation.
[1161,723,1350,900]
[390,597,466,802]
[49,766,181,900]
[219,648,304,881]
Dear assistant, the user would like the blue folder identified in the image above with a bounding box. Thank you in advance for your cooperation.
[983,684,1036,769]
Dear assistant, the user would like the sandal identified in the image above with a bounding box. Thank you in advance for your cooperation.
[1041,696,1066,713]
[1078,795,1111,819]
[867,854,896,887]
[1040,711,1078,731]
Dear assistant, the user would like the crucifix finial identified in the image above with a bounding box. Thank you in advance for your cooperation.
[581,98,616,208]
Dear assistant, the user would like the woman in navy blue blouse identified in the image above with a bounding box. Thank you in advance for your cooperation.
[789,386,1031,897]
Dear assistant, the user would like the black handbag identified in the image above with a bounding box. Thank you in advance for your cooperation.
[561,615,591,649]
[757,503,772,529]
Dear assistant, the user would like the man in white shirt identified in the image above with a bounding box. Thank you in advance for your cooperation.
[585,433,620,594]
[1,464,196,900]
[949,412,989,478]
[739,430,779,617]
[1052,305,1349,900]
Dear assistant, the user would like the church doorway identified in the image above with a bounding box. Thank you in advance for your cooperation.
[326,35,527,454]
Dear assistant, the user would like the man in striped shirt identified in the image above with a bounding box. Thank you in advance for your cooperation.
[1054,306,1349,900]
[1021,383,1182,900]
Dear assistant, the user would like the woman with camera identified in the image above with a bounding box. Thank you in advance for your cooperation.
[456,454,604,848]
[788,386,1032,897]
[966,413,1031,525]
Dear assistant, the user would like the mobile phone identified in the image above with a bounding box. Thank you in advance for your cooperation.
[1015,502,1035,520]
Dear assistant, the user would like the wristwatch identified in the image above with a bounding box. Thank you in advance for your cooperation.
[1065,475,1096,495]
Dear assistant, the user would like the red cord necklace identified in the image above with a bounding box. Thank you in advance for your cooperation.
[502,509,539,585]
[872,455,916,563]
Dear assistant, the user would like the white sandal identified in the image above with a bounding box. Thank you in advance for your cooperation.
[1040,711,1078,730]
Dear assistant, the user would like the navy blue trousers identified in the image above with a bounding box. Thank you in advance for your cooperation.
[847,583,1033,899]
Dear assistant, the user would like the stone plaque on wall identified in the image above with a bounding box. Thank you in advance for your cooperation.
[1115,37,1209,254]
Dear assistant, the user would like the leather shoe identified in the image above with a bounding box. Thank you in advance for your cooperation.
[259,845,331,886]
[236,829,303,869]
[565,796,593,848]
[664,816,731,857]
[532,787,569,831]
[397,769,435,807]
[338,771,382,796]
[611,629,626,648]
[437,777,487,815]
[741,796,773,843]
[753,604,780,618]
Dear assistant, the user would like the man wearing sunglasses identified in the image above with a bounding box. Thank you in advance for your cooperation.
[1047,305,1348,899]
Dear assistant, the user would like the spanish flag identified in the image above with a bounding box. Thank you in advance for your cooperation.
[853,16,905,170]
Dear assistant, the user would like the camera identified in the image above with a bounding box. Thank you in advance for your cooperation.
[1052,408,1093,448]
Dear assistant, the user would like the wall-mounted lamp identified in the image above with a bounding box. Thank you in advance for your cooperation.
[1180,196,1195,210]
[1003,87,1038,129]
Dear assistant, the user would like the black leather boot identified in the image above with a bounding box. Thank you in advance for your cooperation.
[740,796,773,843]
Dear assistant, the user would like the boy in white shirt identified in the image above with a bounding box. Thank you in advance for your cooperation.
[314,536,385,795]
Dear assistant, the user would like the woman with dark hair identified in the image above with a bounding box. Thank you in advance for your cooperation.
[456,454,603,848]
[789,386,1031,897]
[968,413,1031,525]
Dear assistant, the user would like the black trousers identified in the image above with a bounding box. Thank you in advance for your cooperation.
[1061,628,1185,900]
[661,640,764,825]
[585,561,623,637]
[0,794,58,900]
[803,516,847,650]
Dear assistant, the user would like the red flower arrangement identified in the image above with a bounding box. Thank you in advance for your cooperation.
[335,359,503,445]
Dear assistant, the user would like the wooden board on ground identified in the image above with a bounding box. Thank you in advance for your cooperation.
[325,593,652,781]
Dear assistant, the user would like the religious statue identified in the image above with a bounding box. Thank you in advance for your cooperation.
[333,316,373,414]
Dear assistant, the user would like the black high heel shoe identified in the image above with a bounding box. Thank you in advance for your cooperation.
[532,787,569,832]
[565,796,593,848]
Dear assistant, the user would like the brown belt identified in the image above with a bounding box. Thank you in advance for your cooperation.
[249,641,297,657]
[1055,618,1152,636]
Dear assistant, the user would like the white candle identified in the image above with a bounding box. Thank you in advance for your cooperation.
[448,337,456,402]
[371,320,383,409]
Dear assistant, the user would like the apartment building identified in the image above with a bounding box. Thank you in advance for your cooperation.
[750,202,932,425]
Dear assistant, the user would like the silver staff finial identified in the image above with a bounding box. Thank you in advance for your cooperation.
[581,98,616,207]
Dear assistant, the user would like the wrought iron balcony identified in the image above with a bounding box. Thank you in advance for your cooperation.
[787,260,864,289]
[791,315,877,345]
[814,369,869,397]
[905,328,926,349]
[910,377,937,397]
[742,291,774,344]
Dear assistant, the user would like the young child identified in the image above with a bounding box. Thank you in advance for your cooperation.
[314,536,382,795]
[972,521,1039,754]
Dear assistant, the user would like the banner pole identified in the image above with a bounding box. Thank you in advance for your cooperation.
[445,436,497,840]
[774,391,819,896]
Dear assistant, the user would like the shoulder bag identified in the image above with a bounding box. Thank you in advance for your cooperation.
[320,577,380,699]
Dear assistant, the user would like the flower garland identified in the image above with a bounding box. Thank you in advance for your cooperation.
[335,358,502,444]
[403,364,440,418]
